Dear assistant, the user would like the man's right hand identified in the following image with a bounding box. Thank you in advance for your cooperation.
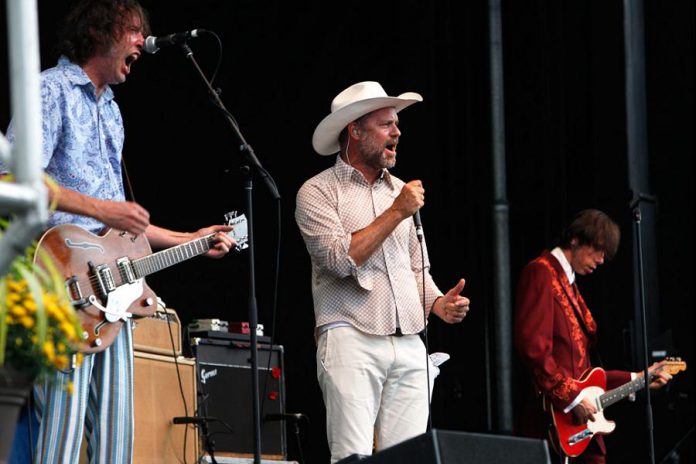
[96,199,150,235]
[392,180,425,219]
[572,397,598,424]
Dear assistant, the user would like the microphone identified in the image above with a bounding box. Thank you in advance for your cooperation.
[143,29,206,54]
[172,416,208,425]
[264,413,306,422]
[414,210,424,242]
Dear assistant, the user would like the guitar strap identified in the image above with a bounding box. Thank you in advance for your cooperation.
[121,156,138,202]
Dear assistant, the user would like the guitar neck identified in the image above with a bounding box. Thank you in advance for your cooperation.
[131,234,215,277]
[599,376,647,409]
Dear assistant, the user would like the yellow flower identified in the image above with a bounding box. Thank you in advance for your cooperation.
[23,298,37,312]
[54,355,69,370]
[66,381,74,395]
[60,321,76,340]
[20,315,35,329]
[7,279,24,292]
[10,304,27,317]
[6,292,21,305]
[43,341,55,361]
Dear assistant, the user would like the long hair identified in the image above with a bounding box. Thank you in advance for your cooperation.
[57,0,151,64]
[559,209,620,259]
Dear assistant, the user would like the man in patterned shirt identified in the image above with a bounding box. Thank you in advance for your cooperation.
[2,1,235,463]
[295,81,471,463]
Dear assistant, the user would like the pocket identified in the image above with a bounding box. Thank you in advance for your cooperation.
[317,330,331,372]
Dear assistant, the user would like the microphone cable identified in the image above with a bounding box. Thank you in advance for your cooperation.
[415,214,433,431]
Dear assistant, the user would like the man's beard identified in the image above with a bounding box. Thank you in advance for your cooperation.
[359,137,396,170]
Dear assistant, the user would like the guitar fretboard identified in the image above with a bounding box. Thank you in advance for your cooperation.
[131,234,215,277]
[599,376,646,409]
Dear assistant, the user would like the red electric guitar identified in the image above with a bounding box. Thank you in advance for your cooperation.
[34,211,248,353]
[544,358,686,458]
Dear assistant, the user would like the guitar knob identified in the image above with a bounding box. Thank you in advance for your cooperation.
[145,297,154,306]
[82,331,89,340]
[94,338,102,347]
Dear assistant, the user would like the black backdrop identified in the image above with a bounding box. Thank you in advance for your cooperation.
[1,1,693,463]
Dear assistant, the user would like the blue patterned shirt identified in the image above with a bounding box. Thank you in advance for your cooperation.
[3,56,125,233]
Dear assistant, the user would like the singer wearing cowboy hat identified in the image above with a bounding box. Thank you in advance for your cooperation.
[295,81,471,462]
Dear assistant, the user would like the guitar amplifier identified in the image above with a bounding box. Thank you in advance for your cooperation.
[191,335,287,460]
[132,307,182,356]
[133,351,198,463]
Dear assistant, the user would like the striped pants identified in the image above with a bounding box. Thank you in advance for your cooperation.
[32,321,134,464]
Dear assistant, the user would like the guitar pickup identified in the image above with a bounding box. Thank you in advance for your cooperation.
[116,257,137,284]
[568,428,592,445]
[90,262,116,297]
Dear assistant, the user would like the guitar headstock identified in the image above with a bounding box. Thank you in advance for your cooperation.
[224,211,249,252]
[661,357,687,375]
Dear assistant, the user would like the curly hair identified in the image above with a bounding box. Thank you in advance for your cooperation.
[57,0,151,64]
[559,209,620,259]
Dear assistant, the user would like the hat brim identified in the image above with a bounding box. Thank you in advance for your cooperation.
[312,92,423,156]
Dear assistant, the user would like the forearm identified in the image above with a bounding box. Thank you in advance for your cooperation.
[52,183,103,222]
[348,206,405,265]
[145,224,194,249]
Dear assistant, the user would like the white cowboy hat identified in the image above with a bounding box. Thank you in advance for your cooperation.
[312,81,423,155]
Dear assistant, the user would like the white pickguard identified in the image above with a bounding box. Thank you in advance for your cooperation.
[88,279,144,322]
[583,386,616,436]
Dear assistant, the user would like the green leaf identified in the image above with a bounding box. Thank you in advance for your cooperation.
[0,279,7,366]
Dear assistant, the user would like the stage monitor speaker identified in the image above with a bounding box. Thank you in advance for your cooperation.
[360,429,551,464]
[191,336,287,460]
[133,351,198,464]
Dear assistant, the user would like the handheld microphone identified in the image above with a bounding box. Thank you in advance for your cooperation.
[414,210,424,242]
[143,29,206,54]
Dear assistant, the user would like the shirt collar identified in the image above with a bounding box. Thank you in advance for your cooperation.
[58,55,115,102]
[333,155,394,189]
[551,246,575,284]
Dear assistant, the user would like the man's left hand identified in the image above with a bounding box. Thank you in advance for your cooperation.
[434,278,470,324]
[195,225,236,258]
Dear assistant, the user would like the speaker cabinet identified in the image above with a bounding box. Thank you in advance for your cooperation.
[191,336,287,460]
[361,429,551,464]
[133,351,198,464]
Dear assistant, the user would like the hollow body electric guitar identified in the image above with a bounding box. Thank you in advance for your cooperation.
[34,212,248,353]
[545,358,687,457]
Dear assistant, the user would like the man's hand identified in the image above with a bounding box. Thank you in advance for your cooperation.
[572,397,598,425]
[433,278,470,324]
[194,224,236,258]
[639,360,673,390]
[96,199,150,235]
[391,180,424,220]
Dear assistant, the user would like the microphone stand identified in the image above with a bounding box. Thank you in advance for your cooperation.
[630,191,656,464]
[178,42,281,464]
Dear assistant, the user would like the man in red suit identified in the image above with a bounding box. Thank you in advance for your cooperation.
[513,209,672,463]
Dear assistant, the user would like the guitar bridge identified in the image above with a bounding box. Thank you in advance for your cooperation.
[65,276,90,308]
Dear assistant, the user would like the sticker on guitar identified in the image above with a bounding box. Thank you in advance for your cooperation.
[225,211,248,251]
